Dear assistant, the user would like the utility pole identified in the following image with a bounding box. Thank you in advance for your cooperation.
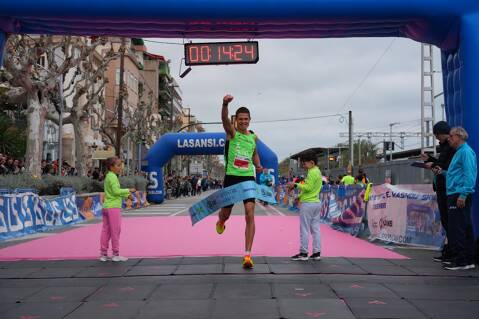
[170,90,174,131]
[58,74,64,176]
[348,110,353,170]
[358,138,361,166]
[187,108,191,175]
[389,122,400,161]
[116,38,125,157]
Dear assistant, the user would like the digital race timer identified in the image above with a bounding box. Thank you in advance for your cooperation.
[184,41,259,66]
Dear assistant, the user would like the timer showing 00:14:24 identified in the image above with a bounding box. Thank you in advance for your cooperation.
[184,41,259,65]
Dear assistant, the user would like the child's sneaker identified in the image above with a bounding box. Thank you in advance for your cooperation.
[99,255,109,262]
[242,255,254,269]
[291,253,309,261]
[112,255,128,262]
[309,252,321,260]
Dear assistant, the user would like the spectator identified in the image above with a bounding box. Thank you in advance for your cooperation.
[341,171,355,185]
[0,154,7,175]
[92,167,100,180]
[421,121,456,263]
[435,127,477,270]
[259,168,273,205]
[355,168,369,187]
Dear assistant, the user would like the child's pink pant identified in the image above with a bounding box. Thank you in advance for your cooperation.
[100,208,122,256]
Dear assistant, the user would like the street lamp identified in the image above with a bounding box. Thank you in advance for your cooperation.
[434,91,445,121]
[389,122,400,161]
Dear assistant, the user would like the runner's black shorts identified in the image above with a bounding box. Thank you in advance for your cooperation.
[222,175,256,208]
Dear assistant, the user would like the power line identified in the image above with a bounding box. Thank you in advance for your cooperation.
[338,38,396,113]
[143,39,184,46]
[253,113,346,124]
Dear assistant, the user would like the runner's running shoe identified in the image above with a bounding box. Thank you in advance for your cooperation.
[216,221,225,234]
[242,255,254,269]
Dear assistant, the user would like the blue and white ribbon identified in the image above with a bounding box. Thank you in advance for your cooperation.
[189,181,276,225]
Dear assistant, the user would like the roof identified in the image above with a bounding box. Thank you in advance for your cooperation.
[290,146,348,160]
[144,52,166,61]
[377,146,440,160]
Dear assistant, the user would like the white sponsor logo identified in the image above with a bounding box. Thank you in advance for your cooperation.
[177,138,225,148]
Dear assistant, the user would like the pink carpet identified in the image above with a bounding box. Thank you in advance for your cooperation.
[0,216,407,260]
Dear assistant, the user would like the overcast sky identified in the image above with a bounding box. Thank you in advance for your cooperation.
[145,37,444,161]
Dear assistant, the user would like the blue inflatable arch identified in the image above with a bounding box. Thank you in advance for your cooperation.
[146,132,278,203]
[1,0,479,234]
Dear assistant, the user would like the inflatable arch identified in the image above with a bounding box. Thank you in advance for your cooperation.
[146,132,278,203]
[1,0,478,235]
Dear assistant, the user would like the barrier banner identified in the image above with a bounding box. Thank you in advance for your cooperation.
[320,184,366,236]
[76,194,103,219]
[367,184,444,248]
[0,192,81,240]
[189,181,276,225]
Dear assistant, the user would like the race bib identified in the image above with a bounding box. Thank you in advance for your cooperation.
[233,155,250,169]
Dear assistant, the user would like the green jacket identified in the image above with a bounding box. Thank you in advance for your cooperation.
[341,175,355,185]
[295,166,322,203]
[103,171,130,209]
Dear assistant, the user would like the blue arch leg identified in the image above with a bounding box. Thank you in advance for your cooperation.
[460,12,479,239]
[0,32,6,67]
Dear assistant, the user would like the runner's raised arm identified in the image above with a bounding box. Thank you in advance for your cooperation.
[222,94,235,138]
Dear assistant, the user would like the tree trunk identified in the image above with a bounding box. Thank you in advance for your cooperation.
[24,94,47,177]
[71,115,87,176]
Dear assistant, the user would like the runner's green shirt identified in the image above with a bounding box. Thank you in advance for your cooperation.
[225,131,256,177]
[295,166,322,203]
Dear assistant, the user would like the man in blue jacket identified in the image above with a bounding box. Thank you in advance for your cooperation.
[435,127,477,270]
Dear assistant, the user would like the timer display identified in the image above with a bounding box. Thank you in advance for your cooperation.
[184,41,259,66]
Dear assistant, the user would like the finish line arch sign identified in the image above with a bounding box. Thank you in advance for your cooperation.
[145,132,278,203]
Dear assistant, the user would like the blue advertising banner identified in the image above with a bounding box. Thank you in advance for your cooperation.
[189,181,276,225]
[0,192,81,240]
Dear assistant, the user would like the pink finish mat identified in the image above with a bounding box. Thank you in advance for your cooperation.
[0,216,407,260]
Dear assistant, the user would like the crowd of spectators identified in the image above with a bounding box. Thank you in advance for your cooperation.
[41,159,77,176]
[164,173,222,199]
[0,153,25,175]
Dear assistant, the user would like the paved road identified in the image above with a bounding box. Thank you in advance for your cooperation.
[125,190,295,217]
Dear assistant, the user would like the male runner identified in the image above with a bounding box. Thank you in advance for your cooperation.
[216,94,262,269]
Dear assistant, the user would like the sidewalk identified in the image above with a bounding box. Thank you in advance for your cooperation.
[1,249,478,319]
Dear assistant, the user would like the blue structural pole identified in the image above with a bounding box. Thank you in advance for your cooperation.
[459,12,479,239]
[0,33,6,67]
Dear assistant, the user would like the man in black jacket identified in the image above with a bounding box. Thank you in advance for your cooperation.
[421,121,456,263]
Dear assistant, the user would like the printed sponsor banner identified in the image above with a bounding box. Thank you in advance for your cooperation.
[0,192,81,240]
[320,184,366,236]
[189,181,276,225]
[76,194,103,219]
[0,191,150,240]
[275,183,366,236]
[368,184,444,248]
